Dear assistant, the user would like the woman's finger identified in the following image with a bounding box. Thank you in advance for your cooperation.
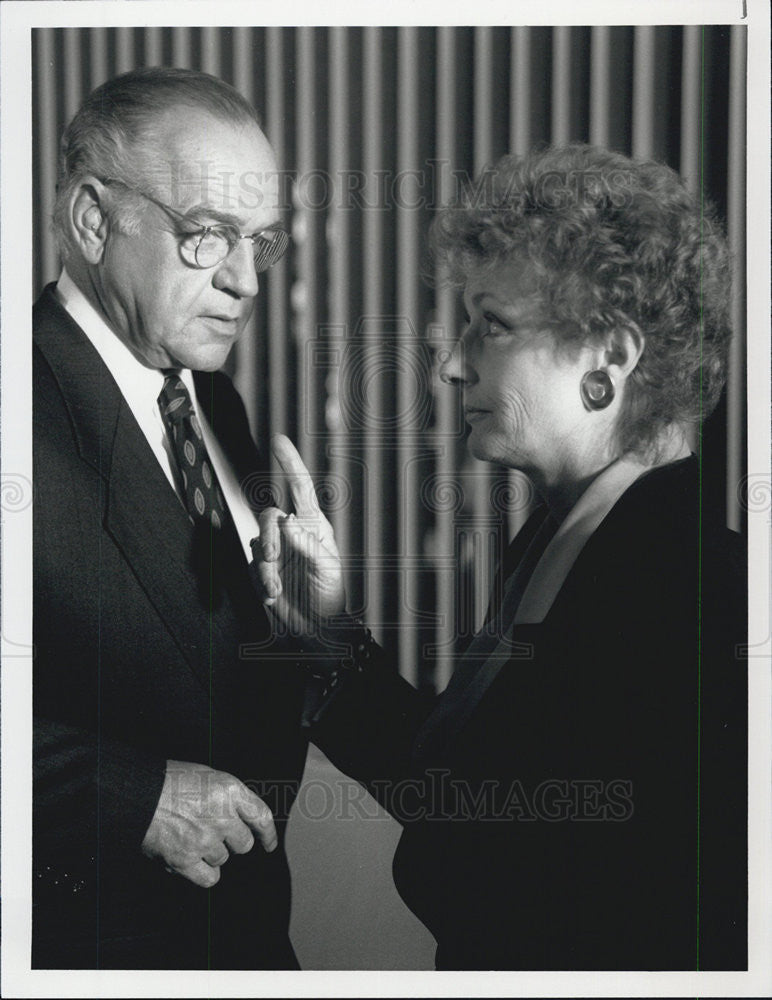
[280,515,346,615]
[252,553,282,605]
[255,506,286,562]
[271,434,321,518]
[250,508,287,605]
[280,514,330,571]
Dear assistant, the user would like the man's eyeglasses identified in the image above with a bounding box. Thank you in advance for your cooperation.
[101,178,289,273]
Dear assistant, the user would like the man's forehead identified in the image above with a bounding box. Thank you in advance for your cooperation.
[141,107,280,219]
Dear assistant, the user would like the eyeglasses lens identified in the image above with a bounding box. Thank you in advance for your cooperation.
[253,229,289,273]
[193,231,230,268]
[191,228,289,271]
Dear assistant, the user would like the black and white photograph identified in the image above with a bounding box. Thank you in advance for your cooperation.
[1,1,770,996]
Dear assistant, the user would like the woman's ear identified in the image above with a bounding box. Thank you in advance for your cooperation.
[604,325,645,384]
[69,179,109,264]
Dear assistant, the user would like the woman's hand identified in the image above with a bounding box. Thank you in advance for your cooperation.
[252,434,346,636]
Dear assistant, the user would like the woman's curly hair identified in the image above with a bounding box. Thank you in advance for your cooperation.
[430,144,733,457]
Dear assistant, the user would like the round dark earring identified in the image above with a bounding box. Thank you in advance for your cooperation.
[580,369,615,410]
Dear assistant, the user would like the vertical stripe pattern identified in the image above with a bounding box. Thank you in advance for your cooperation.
[33,26,747,688]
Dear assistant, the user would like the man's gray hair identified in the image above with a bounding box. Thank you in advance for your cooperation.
[52,66,262,256]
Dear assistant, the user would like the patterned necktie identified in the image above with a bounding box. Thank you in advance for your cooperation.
[158,374,229,530]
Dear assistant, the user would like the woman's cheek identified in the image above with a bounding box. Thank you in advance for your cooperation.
[498,389,530,435]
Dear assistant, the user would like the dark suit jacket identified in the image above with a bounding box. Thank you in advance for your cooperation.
[32,285,309,969]
[314,456,748,970]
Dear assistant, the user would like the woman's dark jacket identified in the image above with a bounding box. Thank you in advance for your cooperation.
[313,456,747,970]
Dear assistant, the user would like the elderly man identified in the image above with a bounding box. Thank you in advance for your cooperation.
[33,66,310,969]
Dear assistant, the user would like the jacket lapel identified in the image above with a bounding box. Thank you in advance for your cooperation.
[193,369,271,502]
[105,403,240,682]
[33,286,234,686]
[410,507,551,764]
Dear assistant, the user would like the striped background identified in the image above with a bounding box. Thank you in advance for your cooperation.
[33,26,747,693]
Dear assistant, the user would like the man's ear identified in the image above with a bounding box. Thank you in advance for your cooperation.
[69,179,109,264]
[603,325,645,385]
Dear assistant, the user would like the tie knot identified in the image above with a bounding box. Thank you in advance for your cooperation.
[159,375,194,425]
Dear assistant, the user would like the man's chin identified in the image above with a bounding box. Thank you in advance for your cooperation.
[171,343,235,372]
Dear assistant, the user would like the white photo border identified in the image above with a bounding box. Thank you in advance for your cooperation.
[2,1,770,997]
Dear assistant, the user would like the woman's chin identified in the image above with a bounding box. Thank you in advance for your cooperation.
[467,430,501,465]
[467,431,526,473]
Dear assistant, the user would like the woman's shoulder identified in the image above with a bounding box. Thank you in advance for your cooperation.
[613,454,700,523]
[582,454,746,615]
[545,455,740,608]
[605,454,742,556]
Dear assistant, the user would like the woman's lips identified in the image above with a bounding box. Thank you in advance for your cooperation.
[464,407,490,424]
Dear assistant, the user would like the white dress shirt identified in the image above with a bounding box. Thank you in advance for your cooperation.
[55,269,259,561]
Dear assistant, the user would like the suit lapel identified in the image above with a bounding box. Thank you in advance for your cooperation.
[105,403,241,683]
[193,369,269,499]
[412,506,554,765]
[34,286,236,687]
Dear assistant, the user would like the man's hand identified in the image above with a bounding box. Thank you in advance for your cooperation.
[141,760,277,887]
[253,434,346,635]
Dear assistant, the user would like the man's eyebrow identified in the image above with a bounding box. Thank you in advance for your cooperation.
[181,204,282,233]
[182,204,239,225]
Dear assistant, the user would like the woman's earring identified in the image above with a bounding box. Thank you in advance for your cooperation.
[580,370,615,410]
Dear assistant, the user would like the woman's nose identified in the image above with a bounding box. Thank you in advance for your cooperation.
[439,335,475,387]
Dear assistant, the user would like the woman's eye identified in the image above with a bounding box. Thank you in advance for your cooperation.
[483,314,511,338]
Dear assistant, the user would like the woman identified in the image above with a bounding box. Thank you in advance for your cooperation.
[255,145,746,970]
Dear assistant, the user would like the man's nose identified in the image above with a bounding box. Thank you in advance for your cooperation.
[439,335,475,387]
[213,239,260,299]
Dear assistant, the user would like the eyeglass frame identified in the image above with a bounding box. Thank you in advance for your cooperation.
[99,177,289,272]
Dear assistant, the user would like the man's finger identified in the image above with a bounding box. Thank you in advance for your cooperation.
[271,434,320,518]
[225,828,255,855]
[236,789,278,853]
[177,859,222,888]
[202,846,230,867]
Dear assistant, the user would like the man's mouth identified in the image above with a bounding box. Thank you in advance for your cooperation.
[199,315,243,337]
